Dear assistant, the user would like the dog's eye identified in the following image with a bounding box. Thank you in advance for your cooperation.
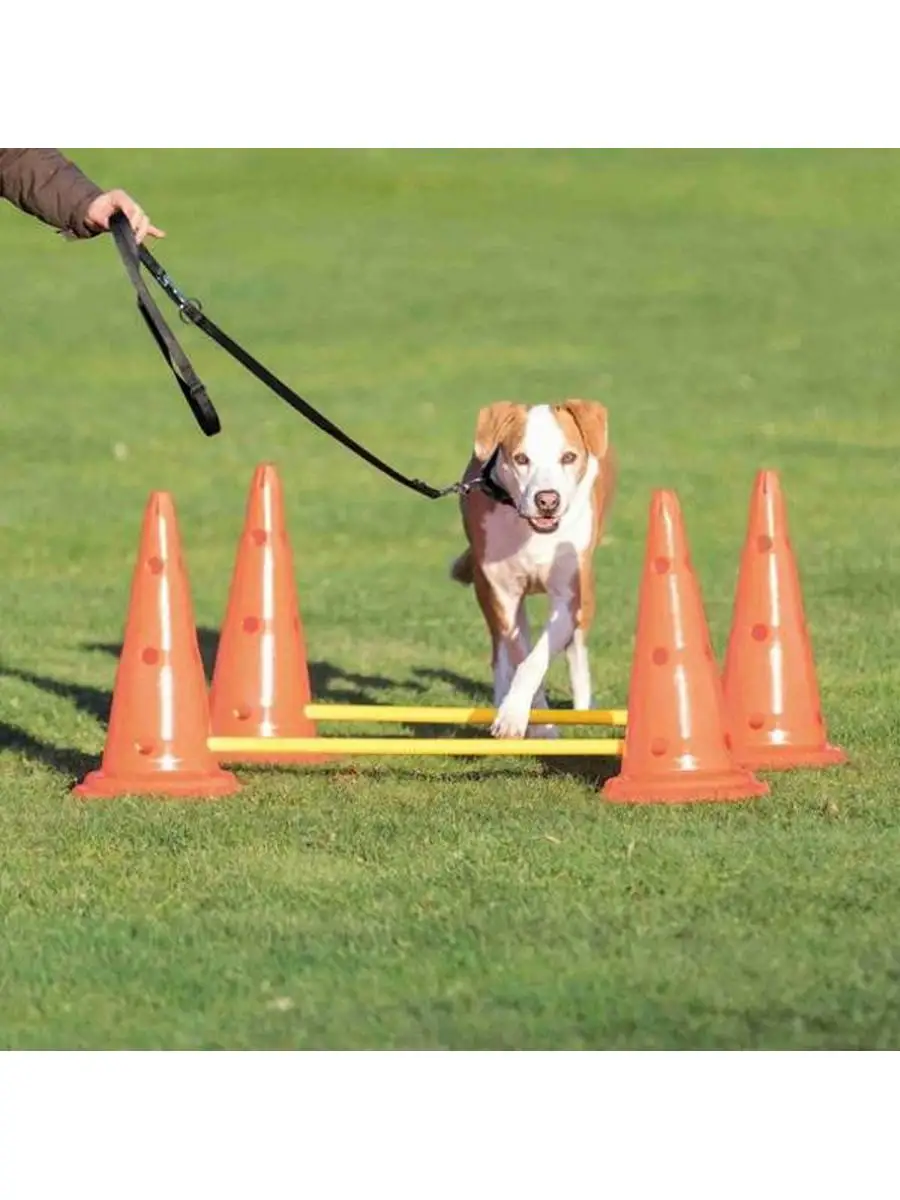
[560,450,577,465]
[513,452,530,467]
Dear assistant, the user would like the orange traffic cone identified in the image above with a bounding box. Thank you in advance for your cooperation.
[722,470,847,770]
[603,490,768,804]
[74,493,241,799]
[209,463,330,764]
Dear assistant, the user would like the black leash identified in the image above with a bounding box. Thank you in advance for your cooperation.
[109,213,221,435]
[109,212,512,505]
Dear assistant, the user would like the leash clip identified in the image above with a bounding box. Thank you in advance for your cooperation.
[179,297,204,325]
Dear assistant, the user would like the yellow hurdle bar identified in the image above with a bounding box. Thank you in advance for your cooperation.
[304,704,628,727]
[208,736,624,758]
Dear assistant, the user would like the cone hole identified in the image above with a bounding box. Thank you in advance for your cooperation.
[147,556,164,575]
[142,647,160,665]
[749,713,766,730]
[751,623,769,642]
[756,534,774,552]
[705,643,715,661]
[653,556,671,574]
[251,528,268,547]
[816,709,824,727]
[724,733,732,751]
[135,740,155,756]
[242,616,261,634]
[650,737,668,757]
[652,647,669,665]
[234,705,252,721]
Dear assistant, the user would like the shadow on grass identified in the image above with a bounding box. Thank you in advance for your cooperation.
[0,720,95,783]
[411,666,493,704]
[379,754,622,785]
[539,754,622,787]
[0,666,111,726]
[0,641,615,786]
[86,626,420,707]
[227,756,621,786]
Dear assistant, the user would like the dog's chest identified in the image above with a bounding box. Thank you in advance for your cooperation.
[481,500,595,595]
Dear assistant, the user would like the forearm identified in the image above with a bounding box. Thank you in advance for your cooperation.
[0,148,104,238]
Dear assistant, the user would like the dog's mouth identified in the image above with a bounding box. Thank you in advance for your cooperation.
[526,514,561,533]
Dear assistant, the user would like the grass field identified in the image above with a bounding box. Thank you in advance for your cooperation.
[1,149,900,1050]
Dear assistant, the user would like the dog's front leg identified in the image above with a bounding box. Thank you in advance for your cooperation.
[492,601,575,739]
[495,646,534,714]
[565,628,593,710]
[477,575,530,711]
[493,633,521,709]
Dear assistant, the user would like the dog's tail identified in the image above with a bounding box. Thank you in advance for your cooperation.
[449,548,475,586]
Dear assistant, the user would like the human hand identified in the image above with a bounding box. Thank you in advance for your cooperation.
[84,189,165,243]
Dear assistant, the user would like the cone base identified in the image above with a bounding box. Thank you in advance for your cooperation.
[733,741,848,772]
[73,766,241,800]
[602,766,768,805]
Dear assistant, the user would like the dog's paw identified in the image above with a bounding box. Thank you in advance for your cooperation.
[491,697,532,739]
[526,723,559,740]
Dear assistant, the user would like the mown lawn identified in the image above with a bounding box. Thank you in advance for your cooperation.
[1,148,899,1048]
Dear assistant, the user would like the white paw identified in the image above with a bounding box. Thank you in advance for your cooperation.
[491,697,532,739]
[526,723,559,740]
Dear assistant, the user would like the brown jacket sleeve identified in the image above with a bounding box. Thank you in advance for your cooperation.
[0,148,104,239]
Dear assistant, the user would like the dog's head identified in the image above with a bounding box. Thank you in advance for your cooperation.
[473,400,609,533]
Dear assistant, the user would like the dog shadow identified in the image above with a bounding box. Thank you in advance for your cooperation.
[410,666,493,705]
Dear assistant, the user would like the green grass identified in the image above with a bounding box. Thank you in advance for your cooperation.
[2,148,900,1049]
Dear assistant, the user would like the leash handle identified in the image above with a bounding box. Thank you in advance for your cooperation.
[110,213,221,436]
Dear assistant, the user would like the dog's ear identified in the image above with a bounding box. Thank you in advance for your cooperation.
[560,399,609,460]
[473,401,522,462]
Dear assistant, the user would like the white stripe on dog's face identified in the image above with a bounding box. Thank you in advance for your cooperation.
[494,405,585,529]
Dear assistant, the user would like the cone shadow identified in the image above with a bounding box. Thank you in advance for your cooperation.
[0,720,96,783]
[0,664,111,726]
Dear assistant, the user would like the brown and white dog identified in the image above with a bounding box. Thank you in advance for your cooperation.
[451,400,615,739]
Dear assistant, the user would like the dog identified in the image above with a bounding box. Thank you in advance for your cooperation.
[450,400,615,739]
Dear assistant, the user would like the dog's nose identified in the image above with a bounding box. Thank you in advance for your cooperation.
[535,490,561,515]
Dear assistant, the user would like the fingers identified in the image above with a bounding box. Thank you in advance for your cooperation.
[103,189,164,243]
[128,207,165,244]
[133,210,151,244]
[84,188,165,242]
[113,192,148,244]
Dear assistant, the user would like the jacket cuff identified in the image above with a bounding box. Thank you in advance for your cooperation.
[64,182,105,239]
